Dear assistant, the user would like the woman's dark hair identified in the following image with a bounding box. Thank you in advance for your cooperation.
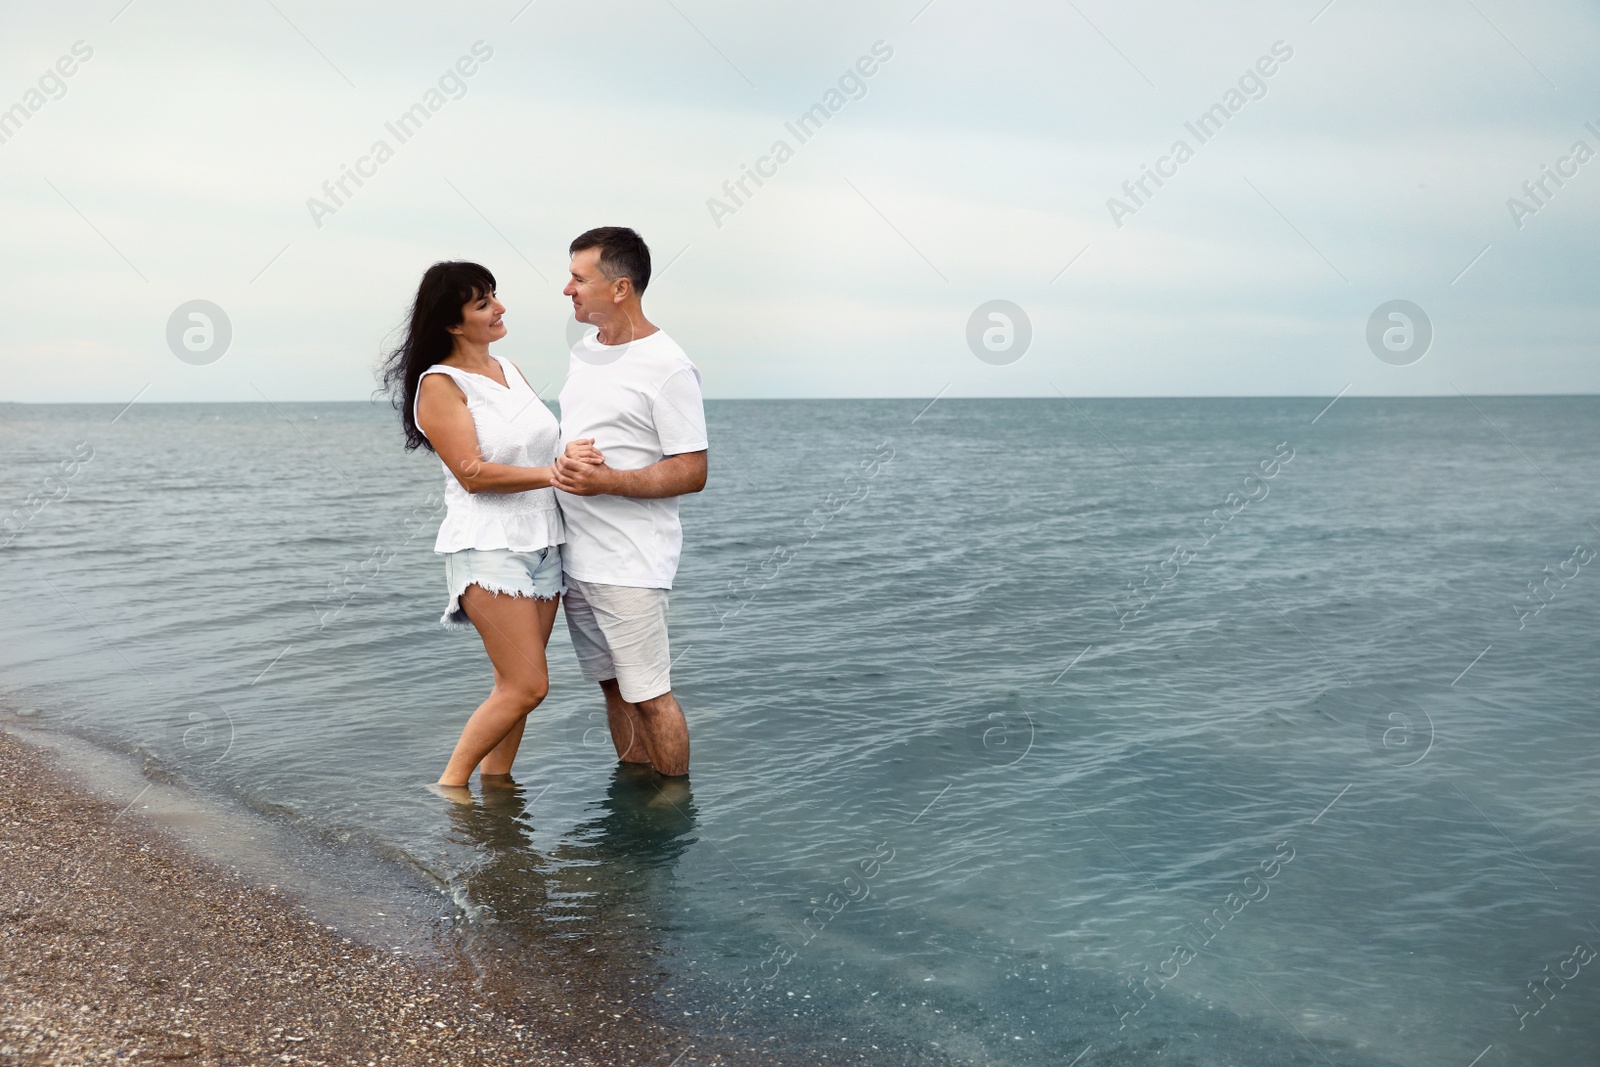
[380,261,496,452]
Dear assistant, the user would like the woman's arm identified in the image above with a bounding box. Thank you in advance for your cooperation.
[415,374,554,494]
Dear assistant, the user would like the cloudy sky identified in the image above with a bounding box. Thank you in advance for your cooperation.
[2,0,1596,402]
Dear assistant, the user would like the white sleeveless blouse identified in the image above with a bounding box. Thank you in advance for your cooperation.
[415,354,565,554]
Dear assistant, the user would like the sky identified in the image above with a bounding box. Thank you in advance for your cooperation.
[1,0,1597,402]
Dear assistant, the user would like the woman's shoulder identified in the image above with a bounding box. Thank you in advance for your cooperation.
[417,368,468,400]
[419,364,466,385]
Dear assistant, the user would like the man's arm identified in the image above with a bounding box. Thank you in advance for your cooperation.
[552,449,706,498]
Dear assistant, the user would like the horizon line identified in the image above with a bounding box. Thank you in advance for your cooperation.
[3,392,1599,406]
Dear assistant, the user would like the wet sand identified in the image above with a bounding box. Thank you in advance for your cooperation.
[0,728,638,1066]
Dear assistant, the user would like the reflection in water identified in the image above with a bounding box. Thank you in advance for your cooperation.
[445,764,697,955]
[435,768,702,1060]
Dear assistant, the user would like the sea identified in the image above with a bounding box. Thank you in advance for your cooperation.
[1,396,1597,1066]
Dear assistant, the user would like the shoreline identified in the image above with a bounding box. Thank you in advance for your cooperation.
[0,724,678,1066]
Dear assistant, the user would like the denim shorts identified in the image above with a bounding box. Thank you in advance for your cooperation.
[441,545,565,630]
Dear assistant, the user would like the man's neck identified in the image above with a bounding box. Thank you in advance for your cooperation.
[596,306,659,346]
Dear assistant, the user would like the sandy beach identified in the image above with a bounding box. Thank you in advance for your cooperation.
[0,728,651,1067]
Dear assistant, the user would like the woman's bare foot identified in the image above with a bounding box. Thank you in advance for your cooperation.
[425,782,474,806]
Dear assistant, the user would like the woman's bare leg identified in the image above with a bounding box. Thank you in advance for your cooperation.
[437,588,559,787]
[480,715,528,778]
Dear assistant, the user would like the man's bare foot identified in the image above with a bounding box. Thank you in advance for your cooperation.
[648,776,691,808]
[426,782,474,806]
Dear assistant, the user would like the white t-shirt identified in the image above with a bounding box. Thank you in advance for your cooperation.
[556,329,708,589]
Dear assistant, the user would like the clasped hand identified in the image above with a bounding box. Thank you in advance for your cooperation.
[551,438,612,495]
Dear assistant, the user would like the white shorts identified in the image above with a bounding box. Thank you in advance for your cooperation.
[562,577,672,703]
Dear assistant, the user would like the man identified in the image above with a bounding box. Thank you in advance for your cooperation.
[551,226,707,777]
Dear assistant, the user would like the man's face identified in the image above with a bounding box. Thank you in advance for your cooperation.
[563,247,617,324]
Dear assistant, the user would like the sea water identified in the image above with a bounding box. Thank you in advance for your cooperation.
[1,397,1596,1065]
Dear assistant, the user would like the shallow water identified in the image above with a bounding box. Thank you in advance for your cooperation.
[2,396,1597,1065]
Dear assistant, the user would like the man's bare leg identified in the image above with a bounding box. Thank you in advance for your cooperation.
[635,690,690,776]
[599,680,690,776]
[600,679,651,764]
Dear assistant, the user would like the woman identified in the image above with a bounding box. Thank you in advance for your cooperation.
[381,261,564,800]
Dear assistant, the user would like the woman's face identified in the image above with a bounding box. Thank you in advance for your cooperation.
[451,289,506,347]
